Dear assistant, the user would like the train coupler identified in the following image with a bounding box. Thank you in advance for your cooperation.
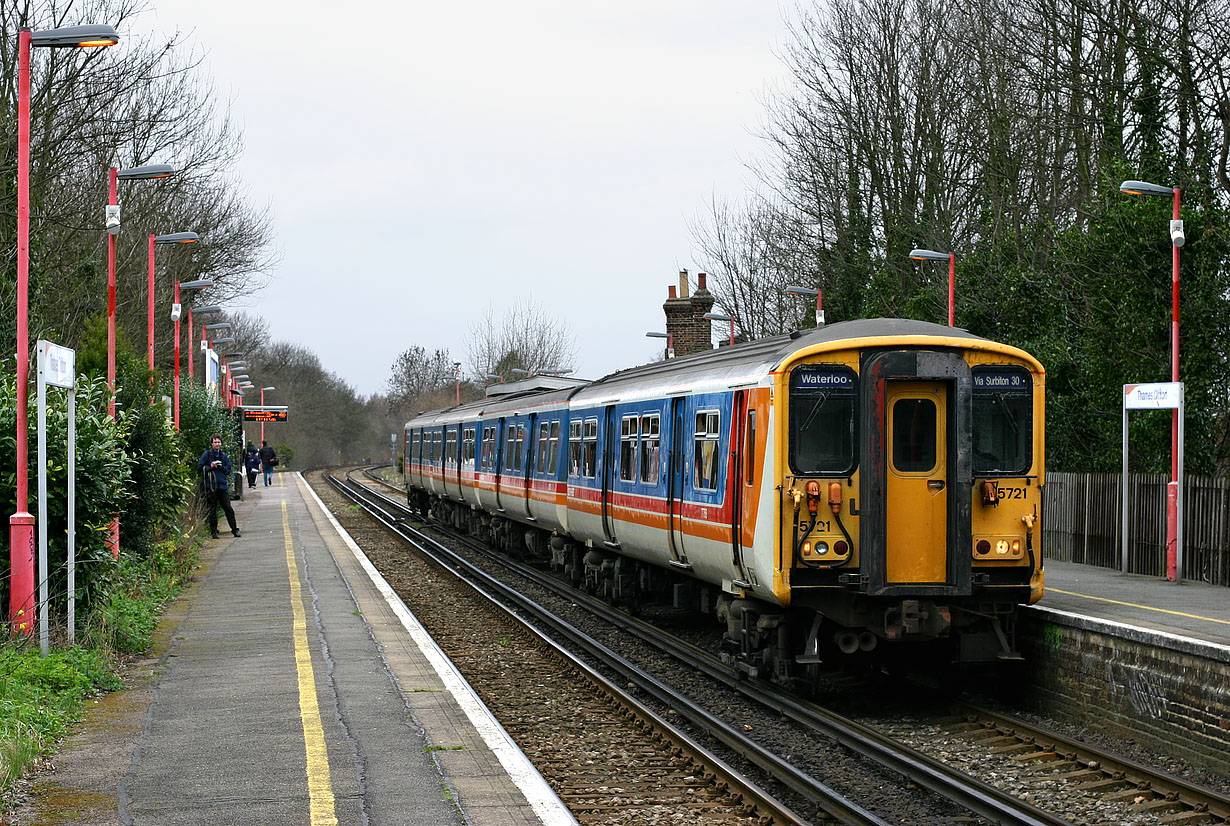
[883,600,951,640]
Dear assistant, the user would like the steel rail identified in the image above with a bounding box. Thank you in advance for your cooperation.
[326,473,876,826]
[349,472,1079,826]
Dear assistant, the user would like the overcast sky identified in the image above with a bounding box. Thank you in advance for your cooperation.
[142,2,791,396]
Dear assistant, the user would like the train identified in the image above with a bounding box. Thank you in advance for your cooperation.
[403,318,1045,689]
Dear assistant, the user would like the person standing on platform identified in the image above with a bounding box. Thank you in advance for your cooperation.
[259,440,278,486]
[198,435,241,539]
[245,445,261,489]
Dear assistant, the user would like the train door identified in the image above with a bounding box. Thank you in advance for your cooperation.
[885,382,948,583]
[601,405,618,546]
[494,417,505,511]
[524,413,538,521]
[730,391,749,580]
[666,397,688,565]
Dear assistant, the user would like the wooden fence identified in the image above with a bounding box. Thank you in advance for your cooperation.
[1042,471,1230,586]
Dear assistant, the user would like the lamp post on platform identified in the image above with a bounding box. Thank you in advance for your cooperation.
[147,232,198,378]
[11,23,119,633]
[172,279,213,429]
[1120,178,1185,581]
[909,248,956,326]
[703,312,735,347]
[106,163,175,418]
[260,386,276,442]
[646,331,674,359]
[784,285,825,327]
[188,305,222,383]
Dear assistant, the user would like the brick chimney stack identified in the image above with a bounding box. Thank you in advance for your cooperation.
[662,269,716,357]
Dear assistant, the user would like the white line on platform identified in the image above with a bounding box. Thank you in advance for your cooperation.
[299,474,579,826]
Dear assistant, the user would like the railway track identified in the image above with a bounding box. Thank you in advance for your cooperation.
[350,466,1230,825]
[323,470,873,826]
[331,468,1086,825]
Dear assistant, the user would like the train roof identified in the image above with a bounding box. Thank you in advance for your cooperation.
[405,318,1039,427]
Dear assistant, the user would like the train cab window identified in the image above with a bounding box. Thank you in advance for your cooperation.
[693,411,721,491]
[619,416,638,482]
[892,399,937,472]
[789,365,856,475]
[568,421,583,477]
[582,418,598,478]
[972,367,1032,474]
[640,414,660,484]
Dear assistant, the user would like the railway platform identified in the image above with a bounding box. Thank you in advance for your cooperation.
[1033,558,1230,651]
[13,472,576,826]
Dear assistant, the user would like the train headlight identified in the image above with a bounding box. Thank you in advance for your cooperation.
[996,539,1010,555]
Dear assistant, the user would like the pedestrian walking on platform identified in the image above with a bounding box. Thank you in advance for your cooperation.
[259,440,278,486]
[198,435,241,539]
[245,445,261,488]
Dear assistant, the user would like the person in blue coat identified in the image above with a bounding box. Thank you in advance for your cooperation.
[245,445,261,488]
[197,434,241,539]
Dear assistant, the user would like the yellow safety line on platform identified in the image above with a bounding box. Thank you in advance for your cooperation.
[282,499,338,825]
[1049,587,1230,626]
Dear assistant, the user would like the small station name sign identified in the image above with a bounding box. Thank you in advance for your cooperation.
[1123,382,1183,410]
[241,405,289,422]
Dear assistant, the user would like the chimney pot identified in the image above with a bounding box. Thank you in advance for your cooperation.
[697,272,707,291]
[678,269,690,299]
[668,285,677,299]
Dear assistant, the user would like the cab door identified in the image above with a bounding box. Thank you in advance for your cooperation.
[886,382,948,583]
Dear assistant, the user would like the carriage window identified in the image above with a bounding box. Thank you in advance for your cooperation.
[445,430,458,467]
[582,418,598,479]
[432,431,441,463]
[789,365,856,475]
[619,415,638,482]
[547,420,561,474]
[640,414,660,484]
[482,426,496,470]
[693,410,720,491]
[892,399,937,472]
[462,427,476,466]
[505,423,525,472]
[410,432,420,463]
[972,367,1032,474]
[568,420,583,477]
[536,422,551,473]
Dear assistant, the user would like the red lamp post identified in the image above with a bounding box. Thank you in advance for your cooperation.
[173,280,213,429]
[106,164,175,418]
[909,248,956,326]
[147,232,198,380]
[703,312,736,346]
[260,386,276,443]
[1121,178,1185,581]
[188,304,222,384]
[645,331,674,359]
[785,285,825,327]
[10,24,119,632]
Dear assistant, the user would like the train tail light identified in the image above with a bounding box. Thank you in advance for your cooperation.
[828,482,842,514]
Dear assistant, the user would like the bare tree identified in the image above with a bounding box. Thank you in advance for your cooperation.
[466,298,577,382]
[386,345,458,415]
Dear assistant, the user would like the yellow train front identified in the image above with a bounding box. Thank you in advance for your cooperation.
[751,319,1045,678]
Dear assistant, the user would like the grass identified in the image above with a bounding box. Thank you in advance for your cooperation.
[0,533,201,803]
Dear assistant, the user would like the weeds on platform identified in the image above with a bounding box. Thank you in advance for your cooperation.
[0,534,201,806]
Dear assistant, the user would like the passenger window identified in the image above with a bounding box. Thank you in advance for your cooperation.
[640,414,660,484]
[568,420,583,477]
[582,419,598,479]
[892,399,937,473]
[619,416,638,482]
[547,420,561,474]
[745,411,756,486]
[536,422,550,474]
[693,410,720,491]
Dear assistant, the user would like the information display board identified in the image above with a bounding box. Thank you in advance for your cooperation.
[242,408,288,422]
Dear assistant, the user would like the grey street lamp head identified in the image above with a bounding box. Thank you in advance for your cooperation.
[909,248,951,261]
[192,304,223,315]
[203,322,232,331]
[179,279,213,290]
[511,368,528,375]
[703,312,732,322]
[30,24,119,48]
[784,285,819,297]
[262,386,276,391]
[212,337,236,345]
[646,331,668,339]
[117,164,175,180]
[1120,179,1174,198]
[228,361,249,369]
[155,231,199,245]
[224,351,244,358]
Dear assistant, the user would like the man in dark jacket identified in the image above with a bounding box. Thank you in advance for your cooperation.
[258,440,278,486]
[197,435,241,539]
[245,445,261,488]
